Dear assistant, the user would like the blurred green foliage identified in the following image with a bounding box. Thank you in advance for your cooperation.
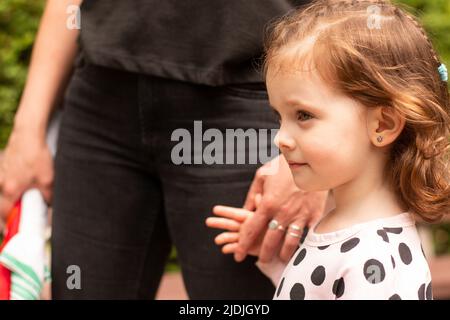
[432,223,450,255]
[395,0,450,65]
[166,247,181,273]
[0,0,44,147]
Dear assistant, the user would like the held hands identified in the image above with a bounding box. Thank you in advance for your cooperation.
[234,155,329,263]
[206,189,330,263]
[206,194,264,257]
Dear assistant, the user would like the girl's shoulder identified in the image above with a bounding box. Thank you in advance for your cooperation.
[305,212,426,270]
[273,213,432,299]
[303,212,417,247]
[329,213,432,300]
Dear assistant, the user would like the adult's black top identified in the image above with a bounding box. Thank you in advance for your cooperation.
[78,0,308,86]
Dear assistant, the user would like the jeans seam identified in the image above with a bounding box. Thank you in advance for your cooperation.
[137,76,155,151]
[137,75,159,169]
[138,76,150,147]
[133,209,165,298]
[133,227,155,298]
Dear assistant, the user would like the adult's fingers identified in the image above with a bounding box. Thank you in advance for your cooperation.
[279,217,307,262]
[277,193,310,262]
[36,157,54,206]
[278,191,330,262]
[0,168,4,188]
[257,201,298,262]
[0,194,15,221]
[39,186,53,206]
[0,178,27,220]
[257,220,287,263]
[0,164,4,197]
[234,211,270,262]
[243,169,264,211]
[259,192,305,262]
[236,190,280,259]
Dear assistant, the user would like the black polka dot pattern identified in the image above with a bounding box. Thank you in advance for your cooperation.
[271,218,431,300]
[340,238,360,253]
[426,282,432,300]
[290,283,305,300]
[384,227,403,234]
[377,229,389,243]
[276,278,285,298]
[332,278,345,298]
[311,266,326,286]
[363,259,386,284]
[399,243,412,265]
[293,248,307,266]
[418,283,426,300]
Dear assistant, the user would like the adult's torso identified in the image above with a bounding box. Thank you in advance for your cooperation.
[78,0,309,86]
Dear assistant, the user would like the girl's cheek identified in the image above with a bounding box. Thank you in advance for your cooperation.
[303,133,341,162]
[304,133,356,178]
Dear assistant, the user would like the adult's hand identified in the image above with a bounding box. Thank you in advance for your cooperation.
[235,154,329,263]
[0,0,82,221]
[0,127,53,220]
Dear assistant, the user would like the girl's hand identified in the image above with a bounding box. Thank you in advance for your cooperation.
[206,195,264,257]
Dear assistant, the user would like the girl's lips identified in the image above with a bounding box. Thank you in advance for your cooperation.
[288,162,307,168]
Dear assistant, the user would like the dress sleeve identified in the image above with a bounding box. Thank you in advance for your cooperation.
[255,257,287,286]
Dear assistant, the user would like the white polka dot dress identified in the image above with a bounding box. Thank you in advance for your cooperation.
[256,213,432,300]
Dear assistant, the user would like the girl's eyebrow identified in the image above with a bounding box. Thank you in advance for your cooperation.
[270,99,321,115]
[287,99,321,113]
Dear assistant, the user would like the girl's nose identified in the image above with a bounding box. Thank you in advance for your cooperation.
[274,128,296,151]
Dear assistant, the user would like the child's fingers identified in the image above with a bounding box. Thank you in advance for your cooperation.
[222,242,239,254]
[205,217,241,231]
[215,232,239,245]
[212,205,252,222]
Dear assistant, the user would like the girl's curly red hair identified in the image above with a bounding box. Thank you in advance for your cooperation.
[263,0,450,222]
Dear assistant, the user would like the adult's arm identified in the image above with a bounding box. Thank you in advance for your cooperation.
[0,0,82,219]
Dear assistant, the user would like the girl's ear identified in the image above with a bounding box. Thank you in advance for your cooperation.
[366,106,405,147]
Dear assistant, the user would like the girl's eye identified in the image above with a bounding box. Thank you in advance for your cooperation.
[297,111,314,122]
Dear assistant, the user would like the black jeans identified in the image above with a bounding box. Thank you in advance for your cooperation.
[51,53,279,299]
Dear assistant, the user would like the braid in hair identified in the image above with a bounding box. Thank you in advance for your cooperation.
[397,9,442,67]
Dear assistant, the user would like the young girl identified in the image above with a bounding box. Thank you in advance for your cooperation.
[206,0,450,300]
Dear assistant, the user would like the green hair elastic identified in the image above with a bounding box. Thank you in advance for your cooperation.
[438,63,448,82]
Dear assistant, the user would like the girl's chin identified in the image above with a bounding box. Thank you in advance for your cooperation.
[293,177,311,190]
[293,176,329,192]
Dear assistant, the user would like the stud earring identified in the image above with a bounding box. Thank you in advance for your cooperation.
[377,136,383,143]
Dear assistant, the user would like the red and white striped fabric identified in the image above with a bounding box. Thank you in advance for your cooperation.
[0,190,49,300]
